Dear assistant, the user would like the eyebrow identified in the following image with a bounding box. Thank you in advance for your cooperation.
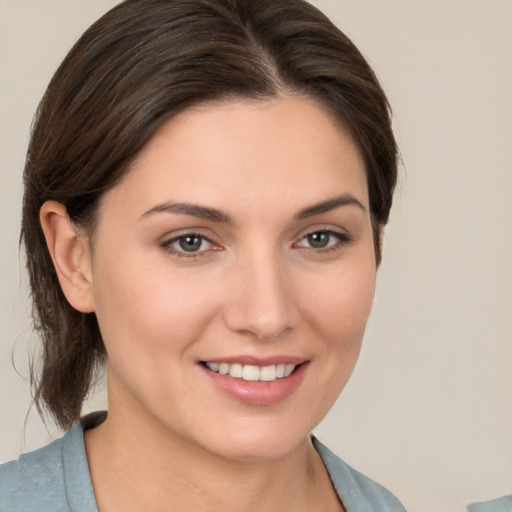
[294,193,366,219]
[140,202,233,224]
[140,193,366,223]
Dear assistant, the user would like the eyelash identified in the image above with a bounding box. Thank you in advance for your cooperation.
[161,233,216,259]
[161,229,352,259]
[294,229,353,253]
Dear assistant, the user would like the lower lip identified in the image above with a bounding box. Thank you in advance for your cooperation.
[200,363,309,405]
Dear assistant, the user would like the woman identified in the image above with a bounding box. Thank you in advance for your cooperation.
[0,0,404,510]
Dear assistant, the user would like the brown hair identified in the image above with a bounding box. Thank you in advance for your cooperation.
[22,0,398,429]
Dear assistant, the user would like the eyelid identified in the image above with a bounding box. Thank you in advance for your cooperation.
[160,232,221,258]
[293,228,353,250]
[159,226,353,259]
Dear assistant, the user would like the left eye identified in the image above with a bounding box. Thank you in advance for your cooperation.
[296,230,345,249]
[163,234,213,254]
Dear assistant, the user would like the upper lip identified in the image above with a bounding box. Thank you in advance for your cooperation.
[200,355,308,366]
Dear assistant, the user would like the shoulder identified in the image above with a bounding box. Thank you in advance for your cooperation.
[0,412,104,512]
[312,436,407,512]
[0,433,69,512]
[467,495,512,512]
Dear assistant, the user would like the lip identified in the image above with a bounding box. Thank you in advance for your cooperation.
[199,359,309,406]
[202,355,307,366]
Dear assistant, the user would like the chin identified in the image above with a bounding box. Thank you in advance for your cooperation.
[212,437,306,463]
[193,416,314,463]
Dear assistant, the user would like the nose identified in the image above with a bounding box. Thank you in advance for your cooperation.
[222,250,296,340]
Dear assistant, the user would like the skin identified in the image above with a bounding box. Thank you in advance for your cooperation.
[41,95,376,511]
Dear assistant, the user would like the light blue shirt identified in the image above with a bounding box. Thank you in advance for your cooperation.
[467,495,512,512]
[1,411,406,511]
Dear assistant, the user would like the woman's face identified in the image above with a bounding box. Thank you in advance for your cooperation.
[89,96,376,461]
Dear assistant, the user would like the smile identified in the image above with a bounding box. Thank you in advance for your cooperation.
[200,359,309,405]
[203,362,297,382]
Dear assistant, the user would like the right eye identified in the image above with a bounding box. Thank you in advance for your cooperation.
[161,233,215,258]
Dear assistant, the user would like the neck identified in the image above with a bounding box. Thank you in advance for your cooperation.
[84,403,343,512]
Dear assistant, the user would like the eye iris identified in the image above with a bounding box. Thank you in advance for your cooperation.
[307,232,330,248]
[178,235,202,252]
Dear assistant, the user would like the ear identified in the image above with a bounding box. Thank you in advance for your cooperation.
[40,201,95,313]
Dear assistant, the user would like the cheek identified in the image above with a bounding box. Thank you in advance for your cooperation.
[303,258,376,343]
[91,250,221,365]
[301,253,376,388]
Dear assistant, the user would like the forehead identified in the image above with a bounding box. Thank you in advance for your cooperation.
[102,96,368,220]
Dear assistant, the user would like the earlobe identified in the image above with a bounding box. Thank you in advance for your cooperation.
[39,201,95,313]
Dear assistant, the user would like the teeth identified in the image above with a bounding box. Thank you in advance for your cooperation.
[207,362,220,372]
[284,364,295,377]
[242,365,260,381]
[260,365,276,381]
[204,362,297,381]
[229,363,243,378]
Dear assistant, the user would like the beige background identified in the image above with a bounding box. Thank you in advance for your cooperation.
[1,1,511,511]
